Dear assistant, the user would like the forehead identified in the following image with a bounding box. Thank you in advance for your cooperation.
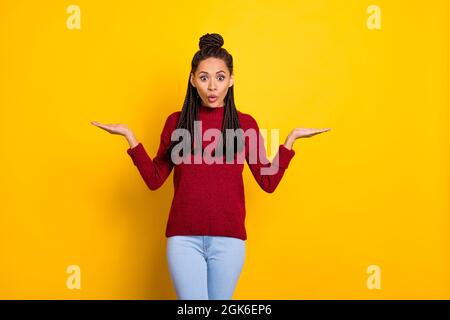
[197,57,228,74]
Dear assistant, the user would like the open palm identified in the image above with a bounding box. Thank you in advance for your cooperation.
[293,127,331,139]
[91,121,131,136]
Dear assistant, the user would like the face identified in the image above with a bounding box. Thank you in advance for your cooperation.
[190,57,234,108]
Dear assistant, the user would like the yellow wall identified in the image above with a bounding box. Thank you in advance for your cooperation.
[1,0,449,299]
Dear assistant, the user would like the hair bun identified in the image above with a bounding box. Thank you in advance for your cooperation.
[199,33,224,50]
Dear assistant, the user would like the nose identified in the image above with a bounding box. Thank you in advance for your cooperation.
[208,79,217,91]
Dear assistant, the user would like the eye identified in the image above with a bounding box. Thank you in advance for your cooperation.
[218,75,225,81]
[200,76,207,81]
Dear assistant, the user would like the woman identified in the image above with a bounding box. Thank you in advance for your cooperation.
[92,33,330,300]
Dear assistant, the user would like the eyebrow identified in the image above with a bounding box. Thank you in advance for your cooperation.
[198,70,226,75]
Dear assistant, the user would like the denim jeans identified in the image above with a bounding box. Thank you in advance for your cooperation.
[166,235,246,300]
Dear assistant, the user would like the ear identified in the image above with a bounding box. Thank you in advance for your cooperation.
[190,73,196,88]
[229,74,234,87]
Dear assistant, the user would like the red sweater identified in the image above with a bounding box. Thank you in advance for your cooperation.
[126,105,296,240]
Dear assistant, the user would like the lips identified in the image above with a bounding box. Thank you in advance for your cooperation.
[208,96,218,102]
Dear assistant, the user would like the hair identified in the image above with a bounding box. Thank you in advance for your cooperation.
[164,33,244,162]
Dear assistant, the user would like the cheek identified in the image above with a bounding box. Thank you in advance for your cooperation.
[199,85,209,95]
[220,84,230,95]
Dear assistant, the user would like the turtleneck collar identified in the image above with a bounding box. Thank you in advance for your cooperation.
[199,103,225,120]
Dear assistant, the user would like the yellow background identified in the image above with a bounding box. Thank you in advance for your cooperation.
[1,0,449,299]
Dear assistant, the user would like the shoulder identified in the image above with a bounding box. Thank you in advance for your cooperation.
[166,110,181,124]
[237,110,258,129]
[160,111,181,137]
[163,111,181,128]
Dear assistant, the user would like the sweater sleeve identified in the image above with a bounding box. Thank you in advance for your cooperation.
[126,116,174,190]
[245,116,296,193]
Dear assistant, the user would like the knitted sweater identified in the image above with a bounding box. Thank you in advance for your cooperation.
[126,104,296,240]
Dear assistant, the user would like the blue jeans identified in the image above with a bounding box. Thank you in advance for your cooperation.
[166,235,246,300]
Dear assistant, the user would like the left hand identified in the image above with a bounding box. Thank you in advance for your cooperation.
[284,127,331,149]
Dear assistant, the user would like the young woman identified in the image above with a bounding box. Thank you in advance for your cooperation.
[92,33,331,300]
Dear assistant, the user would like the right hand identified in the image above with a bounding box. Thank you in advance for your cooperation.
[91,121,132,137]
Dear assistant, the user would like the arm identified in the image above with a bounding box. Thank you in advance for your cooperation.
[126,120,174,191]
[245,118,296,193]
[91,117,175,190]
[245,117,333,193]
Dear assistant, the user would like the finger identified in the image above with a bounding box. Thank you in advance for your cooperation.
[307,129,329,137]
[91,121,105,128]
[93,123,112,132]
[93,122,107,129]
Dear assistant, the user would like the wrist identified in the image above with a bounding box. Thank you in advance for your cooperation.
[283,135,294,150]
[126,133,138,148]
[283,143,292,150]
